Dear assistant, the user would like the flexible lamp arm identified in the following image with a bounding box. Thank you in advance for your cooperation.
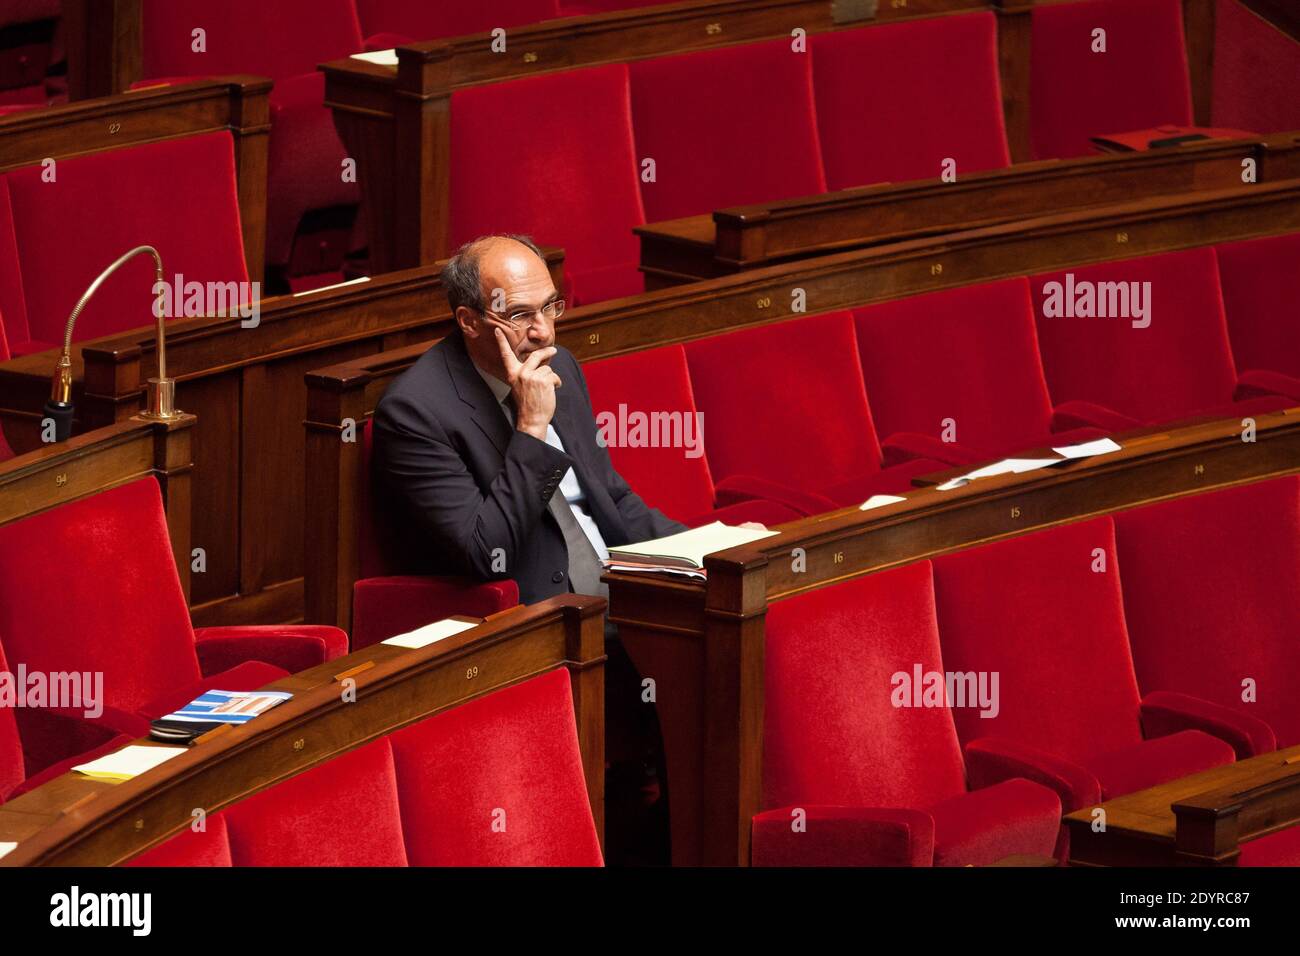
[47,245,178,440]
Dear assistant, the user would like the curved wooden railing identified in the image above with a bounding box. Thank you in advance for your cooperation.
[0,594,606,866]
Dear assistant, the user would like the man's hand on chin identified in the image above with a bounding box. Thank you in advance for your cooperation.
[497,328,562,441]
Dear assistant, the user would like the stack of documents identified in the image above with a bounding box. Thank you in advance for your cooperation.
[605,521,779,579]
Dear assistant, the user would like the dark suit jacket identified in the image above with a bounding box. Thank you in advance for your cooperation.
[372,333,686,605]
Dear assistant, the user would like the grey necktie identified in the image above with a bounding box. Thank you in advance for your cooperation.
[503,395,606,599]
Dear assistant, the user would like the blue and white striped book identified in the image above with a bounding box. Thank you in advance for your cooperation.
[161,690,293,725]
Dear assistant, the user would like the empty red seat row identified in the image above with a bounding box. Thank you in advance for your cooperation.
[582,243,1299,523]
[0,478,347,786]
[125,667,602,866]
[753,475,1300,866]
[452,14,1011,301]
[1031,245,1299,429]
[455,0,1289,302]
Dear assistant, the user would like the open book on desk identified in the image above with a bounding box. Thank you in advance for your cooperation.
[604,521,779,580]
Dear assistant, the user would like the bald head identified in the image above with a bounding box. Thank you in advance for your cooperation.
[443,234,560,379]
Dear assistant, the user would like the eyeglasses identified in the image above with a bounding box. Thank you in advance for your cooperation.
[480,299,566,331]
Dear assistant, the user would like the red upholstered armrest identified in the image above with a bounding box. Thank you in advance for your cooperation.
[1050,400,1143,433]
[13,705,150,778]
[1140,690,1276,760]
[752,806,934,867]
[713,474,838,517]
[964,737,1100,812]
[880,432,981,468]
[194,625,349,677]
[351,575,520,650]
[1234,370,1300,404]
[364,32,415,50]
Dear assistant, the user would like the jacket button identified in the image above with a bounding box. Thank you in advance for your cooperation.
[552,571,565,583]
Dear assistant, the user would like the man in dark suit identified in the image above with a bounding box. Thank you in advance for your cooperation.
[373,234,686,863]
[372,234,686,602]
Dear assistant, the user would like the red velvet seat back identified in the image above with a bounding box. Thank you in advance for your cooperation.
[853,279,1055,457]
[629,40,826,222]
[812,14,1010,189]
[224,739,410,865]
[684,311,884,494]
[355,0,560,40]
[140,0,364,82]
[1030,0,1192,159]
[126,816,233,867]
[390,668,602,865]
[582,345,716,521]
[0,175,28,355]
[1031,248,1240,423]
[763,562,968,811]
[0,478,201,715]
[4,132,249,345]
[1212,0,1300,134]
[0,641,26,799]
[1215,232,1300,379]
[1115,477,1300,746]
[933,518,1144,762]
[449,65,645,297]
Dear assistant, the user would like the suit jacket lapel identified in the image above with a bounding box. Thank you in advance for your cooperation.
[441,334,512,458]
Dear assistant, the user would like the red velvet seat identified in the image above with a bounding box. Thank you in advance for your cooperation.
[812,14,1010,190]
[1215,232,1300,381]
[852,279,1102,466]
[0,478,347,776]
[126,668,602,866]
[684,311,942,509]
[0,640,24,800]
[140,0,366,278]
[449,65,645,304]
[226,739,410,866]
[389,667,602,865]
[932,518,1239,826]
[355,0,560,43]
[2,132,248,349]
[1115,477,1300,748]
[628,40,826,223]
[1212,0,1300,135]
[1030,0,1193,159]
[753,563,1062,867]
[351,420,518,649]
[582,345,805,526]
[1031,248,1300,430]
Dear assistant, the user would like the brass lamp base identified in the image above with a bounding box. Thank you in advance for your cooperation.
[142,377,181,420]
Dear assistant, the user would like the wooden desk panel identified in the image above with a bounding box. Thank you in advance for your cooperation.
[0,595,606,866]
[1065,746,1300,866]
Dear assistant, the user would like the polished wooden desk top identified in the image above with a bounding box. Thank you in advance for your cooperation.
[1065,745,1300,844]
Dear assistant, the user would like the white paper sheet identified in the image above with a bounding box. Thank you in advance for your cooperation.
[350,49,399,66]
[1051,437,1123,459]
[936,457,1063,491]
[860,494,907,511]
[292,276,370,297]
[73,745,185,782]
[0,842,16,860]
[382,617,479,649]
